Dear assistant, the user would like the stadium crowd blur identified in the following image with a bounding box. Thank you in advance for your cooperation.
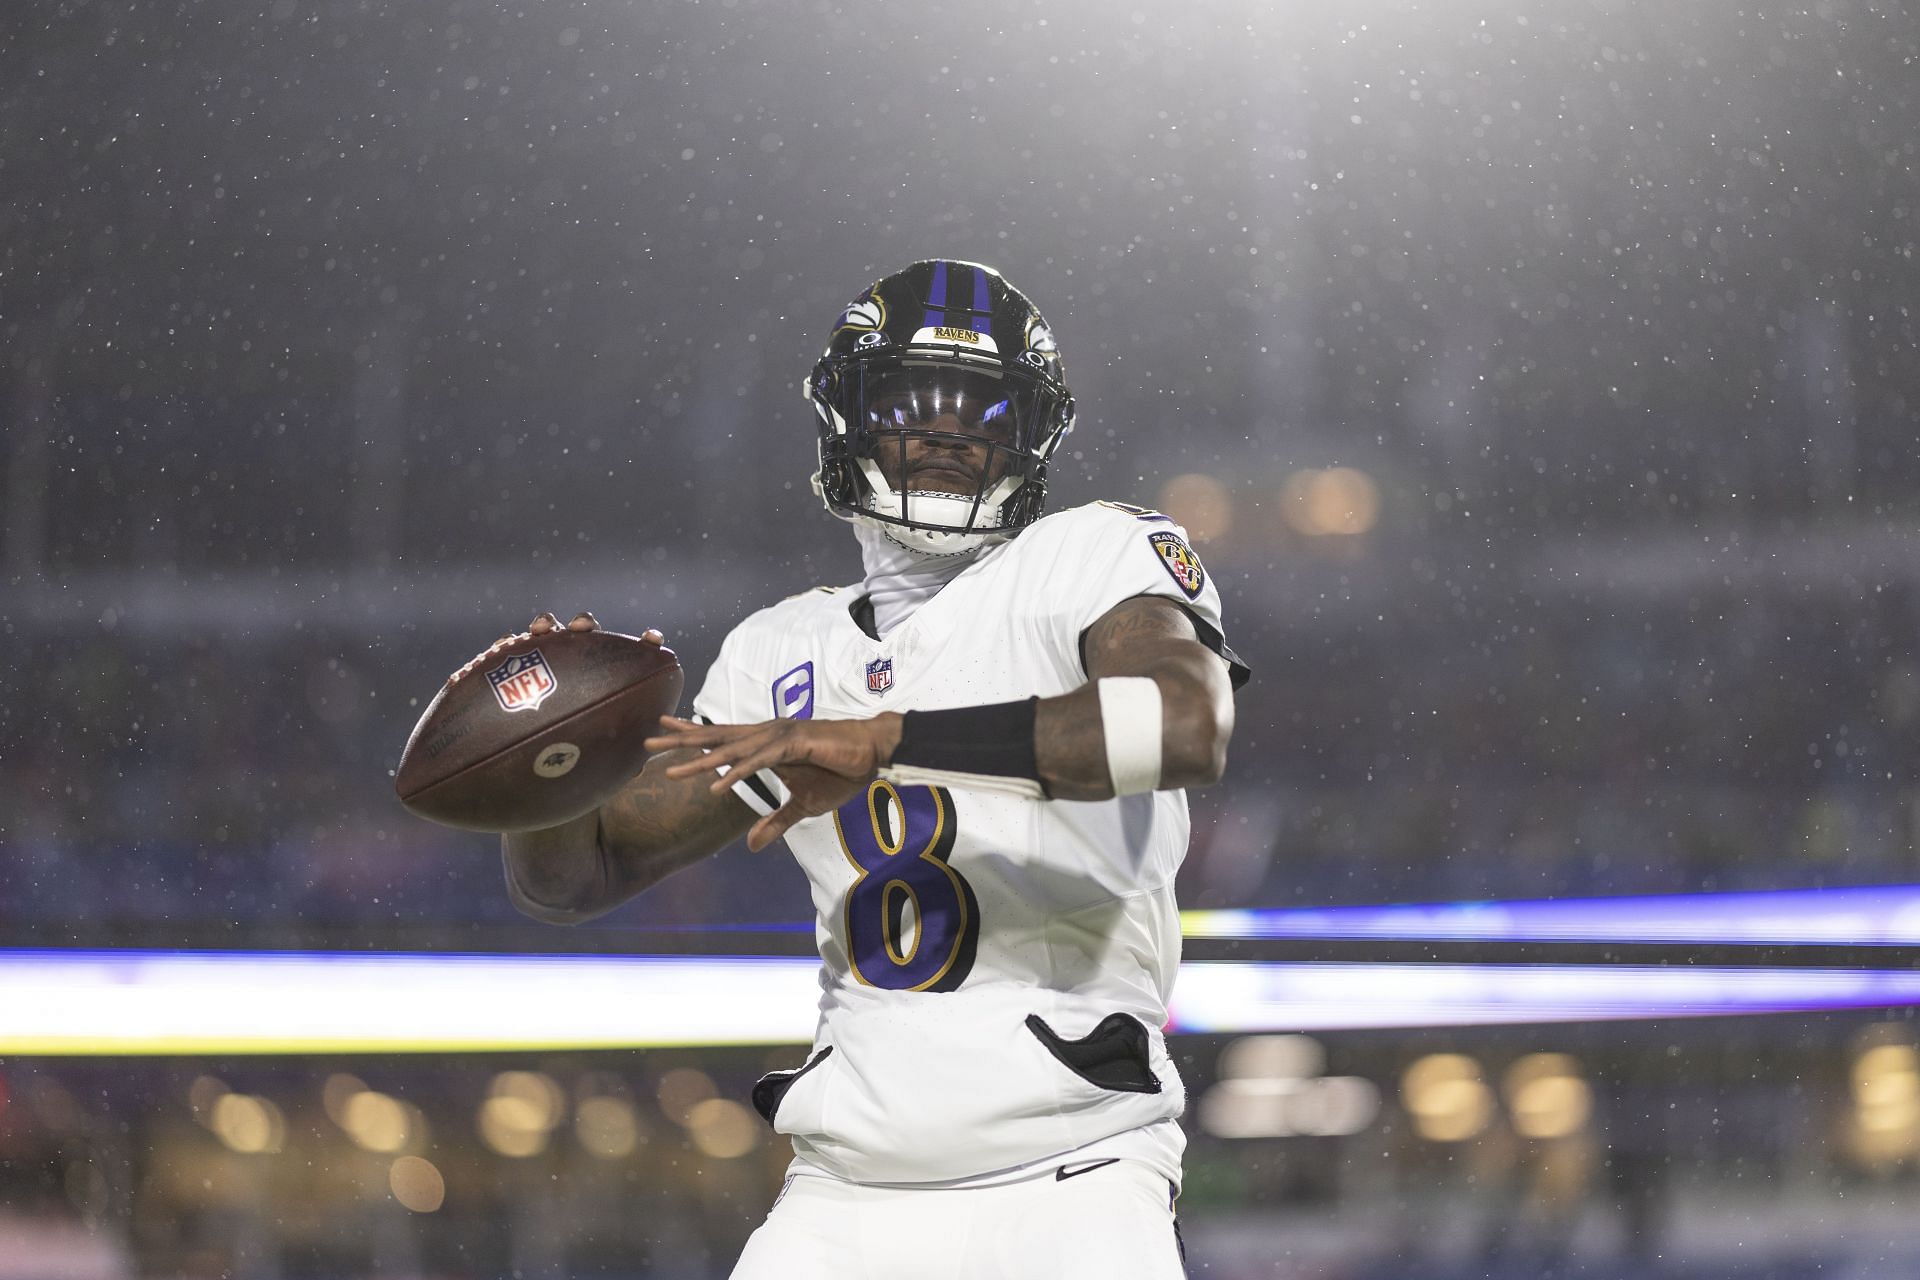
[4,1,1918,1276]
[2,553,1914,936]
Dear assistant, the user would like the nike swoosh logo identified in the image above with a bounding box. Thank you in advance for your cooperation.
[1055,1158,1122,1182]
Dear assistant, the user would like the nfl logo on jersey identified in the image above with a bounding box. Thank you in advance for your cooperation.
[487,649,558,713]
[864,657,894,695]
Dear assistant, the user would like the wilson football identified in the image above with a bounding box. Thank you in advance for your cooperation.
[395,629,683,833]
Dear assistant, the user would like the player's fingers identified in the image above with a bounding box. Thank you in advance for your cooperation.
[648,715,758,745]
[716,747,788,783]
[653,727,786,781]
[747,808,800,853]
[646,718,738,759]
[698,740,789,791]
[695,727,809,784]
[653,746,720,773]
[640,628,665,645]
[654,752,728,780]
[566,611,599,632]
[528,611,561,634]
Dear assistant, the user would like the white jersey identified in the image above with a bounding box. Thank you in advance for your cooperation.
[691,501,1245,1187]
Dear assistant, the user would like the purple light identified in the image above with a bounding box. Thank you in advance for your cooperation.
[1169,962,1920,1033]
[1181,884,1920,946]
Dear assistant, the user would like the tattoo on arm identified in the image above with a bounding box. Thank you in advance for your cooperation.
[1036,595,1235,799]
[597,746,758,900]
[503,745,755,924]
[1083,595,1201,678]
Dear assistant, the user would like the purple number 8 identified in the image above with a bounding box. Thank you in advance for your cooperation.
[834,781,979,992]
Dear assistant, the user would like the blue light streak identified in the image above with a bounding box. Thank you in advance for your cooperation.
[1181,884,1920,946]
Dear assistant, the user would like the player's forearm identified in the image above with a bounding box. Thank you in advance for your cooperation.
[502,746,755,923]
[500,814,730,925]
[596,745,759,905]
[501,811,610,924]
[1035,648,1234,800]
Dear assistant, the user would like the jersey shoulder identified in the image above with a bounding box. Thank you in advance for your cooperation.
[723,582,856,648]
[1015,499,1185,555]
[1013,499,1222,620]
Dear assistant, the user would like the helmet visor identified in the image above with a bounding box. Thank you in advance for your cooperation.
[813,351,1072,541]
[857,364,1052,454]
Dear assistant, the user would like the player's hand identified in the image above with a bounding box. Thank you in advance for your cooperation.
[744,761,872,852]
[531,610,664,645]
[451,612,661,684]
[644,714,905,851]
[528,610,636,638]
[649,715,902,786]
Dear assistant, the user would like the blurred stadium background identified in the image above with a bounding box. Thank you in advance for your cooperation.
[3,1,1918,1276]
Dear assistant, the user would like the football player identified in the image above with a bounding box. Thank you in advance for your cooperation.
[502,260,1248,1278]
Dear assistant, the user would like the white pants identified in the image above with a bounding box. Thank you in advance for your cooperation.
[730,1159,1187,1280]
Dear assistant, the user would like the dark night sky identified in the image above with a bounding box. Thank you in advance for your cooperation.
[5,1,1915,580]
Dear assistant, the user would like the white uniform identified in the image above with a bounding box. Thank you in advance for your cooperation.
[693,501,1243,1277]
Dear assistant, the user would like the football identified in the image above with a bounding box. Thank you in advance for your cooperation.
[395,629,683,833]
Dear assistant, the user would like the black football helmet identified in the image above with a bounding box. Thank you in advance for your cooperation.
[808,260,1076,554]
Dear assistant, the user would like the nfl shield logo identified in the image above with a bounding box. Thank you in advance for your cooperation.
[487,649,559,713]
[864,657,894,696]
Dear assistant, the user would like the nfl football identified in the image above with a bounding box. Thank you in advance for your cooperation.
[395,629,683,833]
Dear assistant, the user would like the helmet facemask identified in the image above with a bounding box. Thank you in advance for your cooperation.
[814,354,1072,555]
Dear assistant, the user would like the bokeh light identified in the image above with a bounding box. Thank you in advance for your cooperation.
[1503,1054,1592,1140]
[684,1098,760,1159]
[1280,467,1381,537]
[1201,1034,1380,1138]
[210,1094,285,1154]
[321,1073,369,1126]
[1157,473,1235,543]
[1849,1030,1920,1166]
[478,1070,565,1158]
[575,1096,642,1159]
[340,1090,411,1154]
[388,1156,446,1213]
[1289,1076,1382,1139]
[1402,1054,1493,1142]
[188,1075,229,1128]
[656,1068,719,1127]
[1218,1034,1326,1082]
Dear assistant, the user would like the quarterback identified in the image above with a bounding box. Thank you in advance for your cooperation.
[502,260,1248,1277]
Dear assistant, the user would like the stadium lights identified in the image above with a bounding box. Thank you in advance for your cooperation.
[5,949,1920,1054]
[1179,884,1920,946]
[1172,961,1920,1031]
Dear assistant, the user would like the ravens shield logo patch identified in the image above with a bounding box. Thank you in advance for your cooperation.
[1148,530,1205,600]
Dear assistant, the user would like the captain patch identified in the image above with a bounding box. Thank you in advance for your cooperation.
[1148,530,1205,600]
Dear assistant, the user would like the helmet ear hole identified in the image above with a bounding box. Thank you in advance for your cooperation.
[819,455,857,506]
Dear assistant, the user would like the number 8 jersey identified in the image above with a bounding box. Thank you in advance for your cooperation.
[690,501,1249,1188]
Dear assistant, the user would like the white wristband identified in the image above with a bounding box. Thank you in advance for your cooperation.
[1098,677,1164,796]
